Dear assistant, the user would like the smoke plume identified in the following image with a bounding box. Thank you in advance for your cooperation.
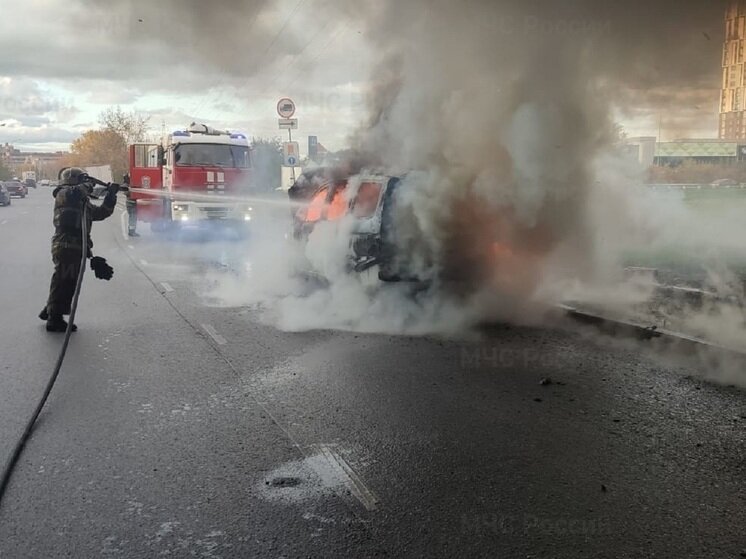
[185,1,745,373]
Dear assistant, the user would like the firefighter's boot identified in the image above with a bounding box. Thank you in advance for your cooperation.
[46,314,77,333]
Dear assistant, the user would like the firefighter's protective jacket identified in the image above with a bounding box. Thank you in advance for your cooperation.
[51,185,116,253]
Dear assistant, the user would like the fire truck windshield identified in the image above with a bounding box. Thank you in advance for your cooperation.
[174,143,250,168]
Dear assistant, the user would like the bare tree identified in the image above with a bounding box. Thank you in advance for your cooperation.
[251,137,283,192]
[98,107,150,145]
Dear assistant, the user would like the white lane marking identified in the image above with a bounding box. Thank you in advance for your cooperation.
[201,324,227,345]
[160,282,174,293]
[0,220,6,225]
[120,210,128,239]
[139,259,148,266]
[128,244,135,250]
[20,211,28,215]
[312,444,379,511]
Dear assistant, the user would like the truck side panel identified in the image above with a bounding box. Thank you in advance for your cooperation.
[129,144,163,201]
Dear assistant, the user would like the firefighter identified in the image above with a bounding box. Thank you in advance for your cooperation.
[38,167,119,332]
[122,172,139,237]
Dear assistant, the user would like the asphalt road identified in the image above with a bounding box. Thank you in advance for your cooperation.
[0,188,744,558]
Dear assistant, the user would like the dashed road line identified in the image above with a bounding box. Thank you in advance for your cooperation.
[312,444,379,511]
[128,244,135,250]
[160,282,174,293]
[120,210,128,239]
[139,259,148,266]
[201,323,227,345]
[0,220,7,225]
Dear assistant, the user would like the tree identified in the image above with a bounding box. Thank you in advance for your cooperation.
[0,159,12,180]
[61,108,151,182]
[65,129,128,181]
[251,137,283,192]
[98,107,150,145]
[612,123,627,145]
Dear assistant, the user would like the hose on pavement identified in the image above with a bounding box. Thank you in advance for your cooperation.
[0,204,89,508]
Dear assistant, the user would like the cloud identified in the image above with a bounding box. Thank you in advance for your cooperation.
[0,0,729,149]
[0,0,373,148]
[0,124,79,145]
[0,0,368,90]
[0,77,71,118]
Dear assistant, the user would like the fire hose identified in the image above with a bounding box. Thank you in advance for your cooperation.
[0,195,93,509]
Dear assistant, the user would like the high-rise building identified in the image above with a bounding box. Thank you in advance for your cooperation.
[720,1,746,139]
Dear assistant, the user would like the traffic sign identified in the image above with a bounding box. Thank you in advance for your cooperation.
[277,98,296,119]
[278,118,298,130]
[283,141,299,167]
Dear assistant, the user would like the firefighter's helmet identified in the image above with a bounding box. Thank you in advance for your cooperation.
[58,167,88,186]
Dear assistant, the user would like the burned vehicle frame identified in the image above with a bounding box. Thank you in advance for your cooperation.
[289,168,413,282]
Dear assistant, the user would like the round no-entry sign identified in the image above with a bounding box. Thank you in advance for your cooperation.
[277,98,296,119]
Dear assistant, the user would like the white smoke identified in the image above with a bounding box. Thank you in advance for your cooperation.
[194,1,744,374]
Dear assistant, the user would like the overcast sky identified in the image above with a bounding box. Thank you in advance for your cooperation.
[0,0,377,152]
[0,0,726,153]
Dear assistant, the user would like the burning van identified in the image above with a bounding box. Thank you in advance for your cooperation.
[289,168,415,281]
[289,167,547,295]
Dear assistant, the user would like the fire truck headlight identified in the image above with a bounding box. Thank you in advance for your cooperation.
[173,204,189,212]
[243,214,252,222]
[180,215,189,222]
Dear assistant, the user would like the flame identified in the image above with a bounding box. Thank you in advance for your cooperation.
[304,188,328,222]
[327,187,348,220]
[302,184,349,222]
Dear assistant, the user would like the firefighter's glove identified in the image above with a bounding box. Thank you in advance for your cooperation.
[90,256,114,281]
[107,183,120,195]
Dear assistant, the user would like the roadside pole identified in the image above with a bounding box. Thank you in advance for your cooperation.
[277,98,299,186]
[288,126,295,184]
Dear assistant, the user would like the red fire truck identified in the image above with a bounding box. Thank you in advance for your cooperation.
[128,123,254,230]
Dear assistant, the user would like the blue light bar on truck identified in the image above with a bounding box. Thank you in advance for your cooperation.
[230,133,247,139]
[172,130,190,136]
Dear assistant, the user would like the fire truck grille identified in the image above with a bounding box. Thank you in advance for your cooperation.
[200,206,230,219]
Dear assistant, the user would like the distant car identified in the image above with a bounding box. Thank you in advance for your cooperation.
[49,180,59,188]
[3,180,27,198]
[39,179,50,187]
[711,178,739,187]
[24,178,37,189]
[0,183,10,206]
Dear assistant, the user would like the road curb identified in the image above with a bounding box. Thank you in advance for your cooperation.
[559,303,746,361]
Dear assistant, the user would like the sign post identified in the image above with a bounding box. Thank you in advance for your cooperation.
[283,141,299,167]
[277,98,298,183]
